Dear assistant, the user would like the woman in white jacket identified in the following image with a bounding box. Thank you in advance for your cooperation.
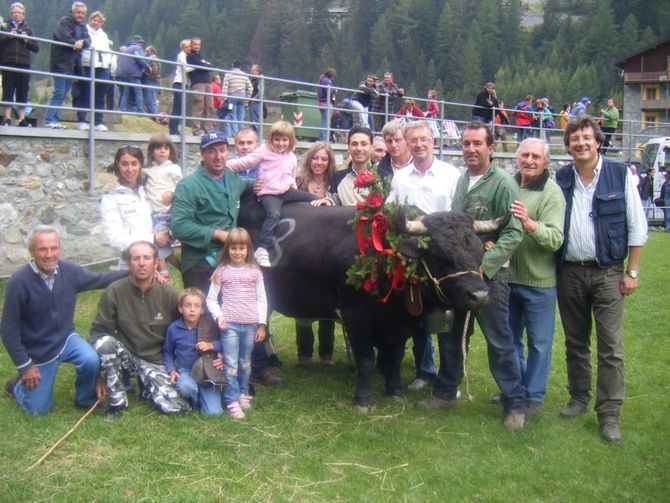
[101,145,168,265]
[76,11,113,131]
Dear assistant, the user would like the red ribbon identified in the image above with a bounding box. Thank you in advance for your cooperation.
[380,258,406,303]
[356,216,371,255]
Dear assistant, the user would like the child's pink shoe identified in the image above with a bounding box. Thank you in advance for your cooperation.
[226,401,245,420]
[240,393,253,410]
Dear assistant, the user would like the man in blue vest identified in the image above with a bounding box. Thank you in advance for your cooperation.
[555,115,647,442]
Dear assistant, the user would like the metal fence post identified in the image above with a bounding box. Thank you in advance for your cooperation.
[87,47,96,194]
[259,76,265,139]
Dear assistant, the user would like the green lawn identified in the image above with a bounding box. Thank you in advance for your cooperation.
[1,232,668,501]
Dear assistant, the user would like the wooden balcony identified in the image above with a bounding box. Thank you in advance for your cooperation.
[624,69,670,83]
[641,98,670,110]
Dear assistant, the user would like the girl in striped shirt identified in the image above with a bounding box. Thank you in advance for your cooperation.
[206,228,267,420]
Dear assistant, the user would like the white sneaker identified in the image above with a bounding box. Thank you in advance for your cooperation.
[46,122,66,129]
[94,124,108,131]
[254,248,271,267]
[78,122,90,130]
[408,377,430,390]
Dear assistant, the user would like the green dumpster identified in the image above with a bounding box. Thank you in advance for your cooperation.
[278,90,321,140]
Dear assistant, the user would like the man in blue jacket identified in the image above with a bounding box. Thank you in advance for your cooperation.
[1,226,127,415]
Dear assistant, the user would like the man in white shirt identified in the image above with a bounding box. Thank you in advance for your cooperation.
[555,115,647,442]
[387,121,460,390]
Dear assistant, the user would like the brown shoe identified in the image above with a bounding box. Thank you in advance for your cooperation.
[600,421,622,442]
[250,370,284,387]
[559,399,588,418]
[417,395,457,410]
[526,400,542,417]
[5,376,19,398]
[504,413,526,432]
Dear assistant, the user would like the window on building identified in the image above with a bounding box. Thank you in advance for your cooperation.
[642,112,659,129]
[642,84,660,101]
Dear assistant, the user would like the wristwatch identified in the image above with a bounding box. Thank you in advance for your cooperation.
[625,269,639,279]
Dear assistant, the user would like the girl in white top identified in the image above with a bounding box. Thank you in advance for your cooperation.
[144,133,183,277]
[206,228,267,420]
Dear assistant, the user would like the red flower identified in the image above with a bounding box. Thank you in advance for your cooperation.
[373,212,388,235]
[356,201,367,211]
[363,277,379,292]
[366,193,384,209]
[354,172,375,188]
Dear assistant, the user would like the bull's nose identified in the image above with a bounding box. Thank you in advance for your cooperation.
[470,290,489,306]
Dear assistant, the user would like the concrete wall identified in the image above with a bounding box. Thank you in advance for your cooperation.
[0,128,572,276]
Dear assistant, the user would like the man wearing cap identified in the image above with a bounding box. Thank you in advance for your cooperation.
[171,131,249,291]
[171,131,283,387]
[116,35,149,113]
[570,97,590,118]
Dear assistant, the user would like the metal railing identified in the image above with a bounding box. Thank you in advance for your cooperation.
[2,30,670,200]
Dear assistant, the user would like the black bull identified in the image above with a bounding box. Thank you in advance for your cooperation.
[238,191,489,410]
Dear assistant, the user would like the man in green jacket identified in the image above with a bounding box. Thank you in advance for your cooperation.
[600,98,619,155]
[90,241,189,418]
[419,121,526,432]
[171,131,250,291]
[508,138,565,417]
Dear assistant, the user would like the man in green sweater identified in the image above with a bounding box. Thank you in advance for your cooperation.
[508,138,566,417]
[419,121,526,432]
[600,98,619,155]
[90,241,190,418]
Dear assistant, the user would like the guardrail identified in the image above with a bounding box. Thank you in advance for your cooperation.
[2,31,670,198]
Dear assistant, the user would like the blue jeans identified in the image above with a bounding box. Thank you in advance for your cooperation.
[175,368,223,416]
[75,67,109,125]
[248,101,261,133]
[433,269,526,413]
[169,82,186,135]
[44,76,74,125]
[223,93,245,138]
[143,81,158,115]
[319,105,329,142]
[12,334,99,416]
[221,322,256,405]
[412,331,436,380]
[119,77,144,113]
[508,284,557,403]
[259,189,320,250]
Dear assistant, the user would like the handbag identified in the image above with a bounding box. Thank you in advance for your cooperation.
[654,197,664,207]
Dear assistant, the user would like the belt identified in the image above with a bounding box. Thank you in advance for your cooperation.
[565,260,599,267]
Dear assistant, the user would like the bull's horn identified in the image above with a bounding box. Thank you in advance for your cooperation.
[472,213,511,234]
[405,219,428,234]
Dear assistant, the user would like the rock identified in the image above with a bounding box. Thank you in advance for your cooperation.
[2,227,24,244]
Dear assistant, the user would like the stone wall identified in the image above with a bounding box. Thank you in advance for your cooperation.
[0,129,572,276]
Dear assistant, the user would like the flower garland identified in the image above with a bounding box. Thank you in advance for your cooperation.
[345,167,430,302]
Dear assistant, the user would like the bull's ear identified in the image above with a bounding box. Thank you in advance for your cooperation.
[397,238,422,258]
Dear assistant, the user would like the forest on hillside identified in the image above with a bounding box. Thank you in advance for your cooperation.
[10,0,670,110]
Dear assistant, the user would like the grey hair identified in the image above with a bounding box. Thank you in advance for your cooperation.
[10,3,26,13]
[71,2,87,12]
[251,64,261,73]
[381,118,406,139]
[516,137,551,162]
[28,225,61,251]
[403,120,433,139]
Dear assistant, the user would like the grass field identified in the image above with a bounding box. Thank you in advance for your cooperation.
[0,231,668,502]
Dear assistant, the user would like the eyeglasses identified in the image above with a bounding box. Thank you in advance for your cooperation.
[119,144,141,150]
[408,137,433,146]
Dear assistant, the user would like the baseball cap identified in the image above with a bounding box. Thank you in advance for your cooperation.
[580,97,591,104]
[200,130,228,149]
[131,35,145,43]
